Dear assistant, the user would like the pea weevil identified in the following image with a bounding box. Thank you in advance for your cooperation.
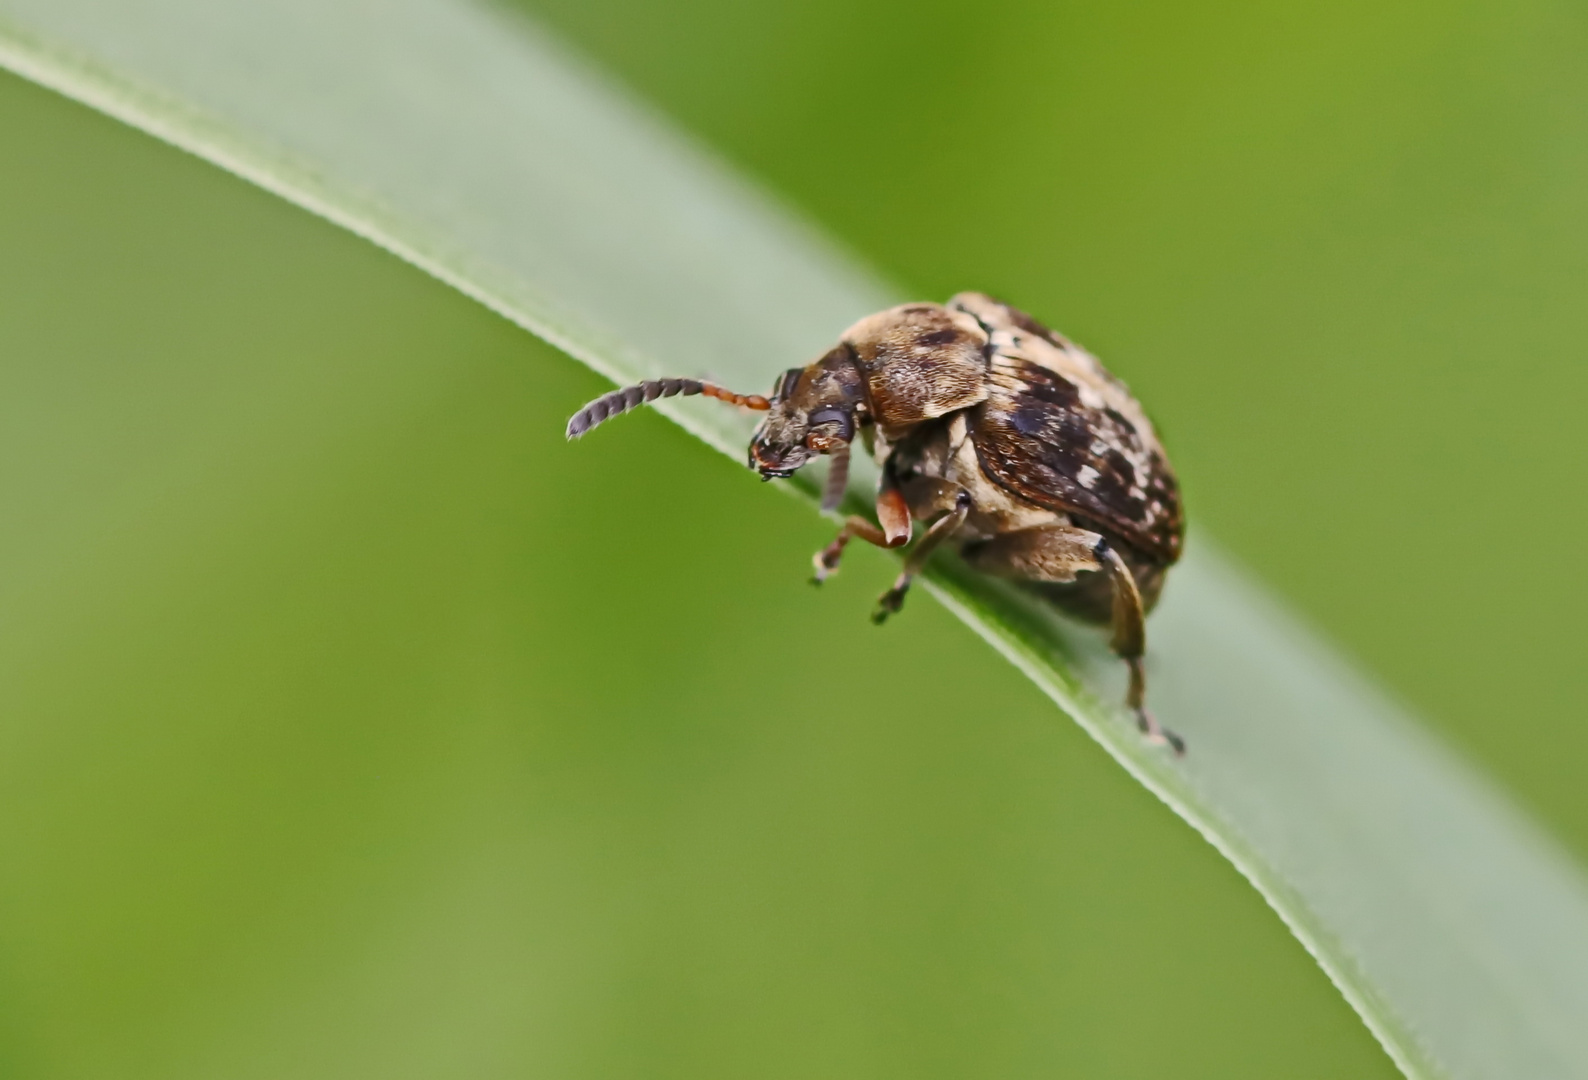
[565,293,1185,753]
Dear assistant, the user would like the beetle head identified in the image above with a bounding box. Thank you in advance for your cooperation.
[747,347,866,481]
[563,343,864,512]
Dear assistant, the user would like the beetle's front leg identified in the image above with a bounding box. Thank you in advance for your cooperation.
[963,525,1184,754]
[811,468,913,583]
[872,478,971,623]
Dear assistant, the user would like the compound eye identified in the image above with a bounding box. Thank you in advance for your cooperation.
[805,406,854,442]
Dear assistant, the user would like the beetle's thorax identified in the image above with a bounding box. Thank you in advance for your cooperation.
[750,302,999,478]
[842,303,990,439]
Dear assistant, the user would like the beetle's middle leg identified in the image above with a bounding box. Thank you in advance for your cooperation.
[871,478,971,623]
[963,525,1184,754]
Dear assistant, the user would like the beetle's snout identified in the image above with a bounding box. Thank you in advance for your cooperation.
[748,439,800,480]
[747,397,816,480]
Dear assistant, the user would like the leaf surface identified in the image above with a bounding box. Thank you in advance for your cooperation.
[1,2,1586,1076]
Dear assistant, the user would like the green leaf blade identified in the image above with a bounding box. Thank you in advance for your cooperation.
[1,2,1586,1076]
[936,552,1588,1080]
[0,0,888,458]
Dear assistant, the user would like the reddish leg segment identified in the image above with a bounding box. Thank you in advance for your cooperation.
[812,514,907,583]
[872,490,971,623]
[811,472,913,583]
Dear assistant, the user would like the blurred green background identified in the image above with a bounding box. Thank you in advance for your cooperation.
[0,0,1584,1076]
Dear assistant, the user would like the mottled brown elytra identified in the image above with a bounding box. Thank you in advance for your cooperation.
[566,293,1186,753]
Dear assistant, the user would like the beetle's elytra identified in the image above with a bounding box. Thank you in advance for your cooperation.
[566,293,1185,753]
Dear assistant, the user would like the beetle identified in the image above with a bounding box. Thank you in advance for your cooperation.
[565,293,1185,752]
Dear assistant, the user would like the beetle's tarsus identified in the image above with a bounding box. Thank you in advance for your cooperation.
[872,582,909,623]
[1134,706,1186,757]
[811,548,841,586]
[813,524,868,584]
[811,551,834,584]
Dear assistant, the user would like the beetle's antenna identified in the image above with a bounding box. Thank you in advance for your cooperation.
[566,379,771,439]
[819,442,851,513]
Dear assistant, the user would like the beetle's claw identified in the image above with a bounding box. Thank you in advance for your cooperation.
[1149,728,1187,757]
[872,585,908,624]
[1134,706,1186,757]
[810,551,836,586]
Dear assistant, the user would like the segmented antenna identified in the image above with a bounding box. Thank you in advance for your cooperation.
[565,379,771,439]
[820,442,851,513]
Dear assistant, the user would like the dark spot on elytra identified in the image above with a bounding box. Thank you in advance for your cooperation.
[1004,306,1071,349]
[1011,401,1048,436]
[917,328,960,347]
[1007,363,1080,410]
[1103,407,1136,436]
[1090,470,1144,519]
[1101,449,1137,485]
[1055,411,1092,443]
[1032,375,1080,408]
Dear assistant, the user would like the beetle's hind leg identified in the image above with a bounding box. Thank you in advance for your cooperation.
[1124,656,1184,756]
[963,526,1184,755]
[1097,544,1184,756]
